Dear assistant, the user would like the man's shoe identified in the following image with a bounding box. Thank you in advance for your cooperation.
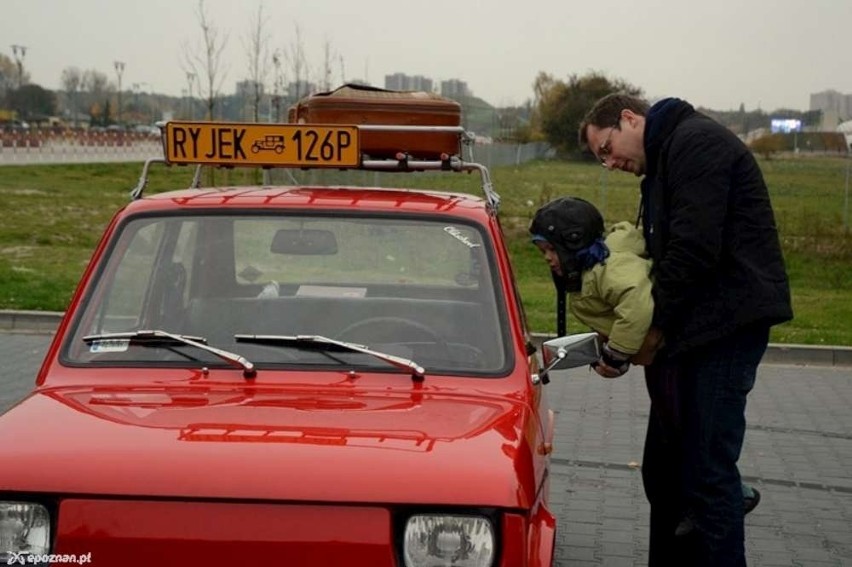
[744,486,761,515]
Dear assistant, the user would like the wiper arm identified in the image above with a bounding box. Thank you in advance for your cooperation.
[83,330,256,379]
[235,334,425,380]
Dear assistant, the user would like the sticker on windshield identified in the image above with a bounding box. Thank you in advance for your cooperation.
[89,339,130,353]
[444,226,480,248]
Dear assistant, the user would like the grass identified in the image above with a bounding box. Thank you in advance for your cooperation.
[1,156,850,345]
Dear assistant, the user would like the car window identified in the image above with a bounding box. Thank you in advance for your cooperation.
[233,217,483,288]
[64,213,510,375]
[93,220,165,332]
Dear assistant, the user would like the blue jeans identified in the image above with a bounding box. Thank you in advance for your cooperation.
[642,325,769,567]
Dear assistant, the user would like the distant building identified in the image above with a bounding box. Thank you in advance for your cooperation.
[384,73,434,92]
[810,89,852,129]
[287,80,317,100]
[440,79,471,99]
[384,73,406,90]
[235,80,264,99]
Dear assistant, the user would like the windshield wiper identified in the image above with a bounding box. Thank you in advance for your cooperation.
[235,334,426,380]
[83,330,257,379]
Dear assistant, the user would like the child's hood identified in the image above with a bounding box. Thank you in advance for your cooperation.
[605,221,648,257]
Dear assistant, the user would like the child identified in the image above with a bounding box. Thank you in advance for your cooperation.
[529,196,657,375]
[529,196,760,529]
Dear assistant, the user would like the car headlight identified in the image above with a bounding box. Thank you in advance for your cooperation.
[403,514,495,567]
[0,502,50,560]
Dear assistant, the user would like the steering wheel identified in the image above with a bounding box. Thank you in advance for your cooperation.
[335,316,450,358]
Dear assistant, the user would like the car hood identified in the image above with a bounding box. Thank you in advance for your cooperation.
[0,383,541,508]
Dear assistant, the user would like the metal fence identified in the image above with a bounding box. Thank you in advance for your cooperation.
[467,141,555,168]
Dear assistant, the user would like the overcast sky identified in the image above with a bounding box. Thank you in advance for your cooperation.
[3,0,850,112]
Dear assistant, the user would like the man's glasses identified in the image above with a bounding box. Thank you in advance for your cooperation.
[598,121,620,166]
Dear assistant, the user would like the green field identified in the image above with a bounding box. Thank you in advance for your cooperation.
[1,157,850,345]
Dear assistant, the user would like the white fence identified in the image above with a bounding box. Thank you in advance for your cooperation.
[0,131,162,165]
[0,131,551,168]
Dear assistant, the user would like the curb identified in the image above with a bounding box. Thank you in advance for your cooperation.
[1,310,850,368]
[0,310,65,334]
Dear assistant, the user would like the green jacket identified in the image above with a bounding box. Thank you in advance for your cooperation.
[569,222,653,354]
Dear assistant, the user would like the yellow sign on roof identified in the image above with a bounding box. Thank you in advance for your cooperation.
[162,121,360,168]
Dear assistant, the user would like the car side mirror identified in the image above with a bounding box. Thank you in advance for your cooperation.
[539,332,600,381]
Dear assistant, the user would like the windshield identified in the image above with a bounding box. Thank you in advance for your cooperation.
[64,212,510,375]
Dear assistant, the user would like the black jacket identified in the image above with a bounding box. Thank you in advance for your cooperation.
[640,98,793,354]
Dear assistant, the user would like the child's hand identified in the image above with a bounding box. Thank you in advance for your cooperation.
[592,359,627,378]
[593,343,630,378]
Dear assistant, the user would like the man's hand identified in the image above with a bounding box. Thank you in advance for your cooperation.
[631,327,665,366]
[593,343,631,378]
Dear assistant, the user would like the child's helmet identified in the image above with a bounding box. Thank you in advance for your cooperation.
[529,197,605,291]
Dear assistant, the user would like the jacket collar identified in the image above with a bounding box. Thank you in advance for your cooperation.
[643,98,695,177]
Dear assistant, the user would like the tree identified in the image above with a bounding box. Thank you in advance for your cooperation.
[6,84,57,120]
[320,39,337,92]
[533,71,642,155]
[73,69,113,126]
[284,23,310,99]
[270,49,286,122]
[243,2,270,122]
[530,72,564,142]
[60,67,83,126]
[184,0,229,120]
[0,54,30,97]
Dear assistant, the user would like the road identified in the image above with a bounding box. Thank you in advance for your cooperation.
[2,332,851,566]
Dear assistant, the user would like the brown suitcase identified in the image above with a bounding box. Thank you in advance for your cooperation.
[290,84,462,159]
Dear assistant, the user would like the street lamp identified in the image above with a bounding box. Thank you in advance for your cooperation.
[114,61,125,125]
[11,44,27,88]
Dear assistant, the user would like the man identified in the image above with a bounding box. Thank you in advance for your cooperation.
[578,94,793,566]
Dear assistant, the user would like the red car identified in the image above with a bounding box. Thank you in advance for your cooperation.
[0,120,597,566]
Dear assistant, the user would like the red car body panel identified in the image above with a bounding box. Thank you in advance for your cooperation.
[1,380,541,507]
[2,185,556,566]
[54,500,397,566]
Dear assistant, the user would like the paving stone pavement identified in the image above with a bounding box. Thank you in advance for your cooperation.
[547,362,852,566]
[2,331,851,566]
[0,332,52,413]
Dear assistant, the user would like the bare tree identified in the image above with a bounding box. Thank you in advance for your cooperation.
[183,0,229,120]
[0,54,28,97]
[284,23,310,100]
[270,49,287,122]
[82,69,110,93]
[321,39,335,92]
[243,2,271,122]
[60,67,83,127]
[81,69,112,124]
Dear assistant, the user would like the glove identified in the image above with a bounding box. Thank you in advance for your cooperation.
[592,342,631,378]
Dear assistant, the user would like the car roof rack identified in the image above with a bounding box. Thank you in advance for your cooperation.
[130,122,500,212]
